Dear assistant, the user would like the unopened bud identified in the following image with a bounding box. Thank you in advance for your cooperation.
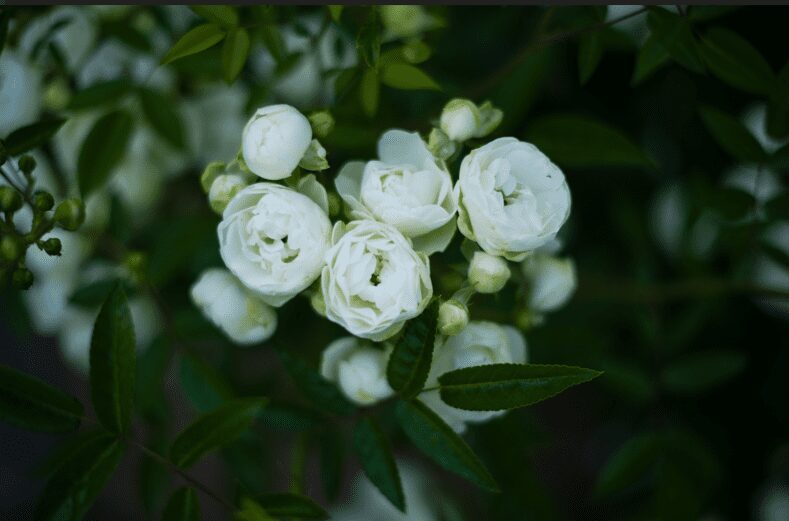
[438,299,469,336]
[200,161,226,193]
[54,198,85,231]
[41,237,62,256]
[0,186,23,213]
[440,98,480,142]
[209,174,247,214]
[1,235,23,262]
[12,267,34,290]
[33,191,55,212]
[308,110,335,139]
[427,128,456,161]
[468,251,510,293]
[17,155,36,174]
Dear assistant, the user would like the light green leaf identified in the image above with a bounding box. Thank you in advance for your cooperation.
[647,7,704,74]
[396,400,499,492]
[3,118,67,156]
[578,32,602,84]
[163,487,201,521]
[698,106,768,163]
[191,6,238,28]
[161,23,226,66]
[234,497,275,521]
[328,6,343,23]
[89,284,136,434]
[222,28,250,84]
[170,397,267,468]
[68,80,132,110]
[138,88,186,149]
[699,27,776,96]
[594,433,662,497]
[277,351,355,416]
[256,493,329,519]
[0,364,83,432]
[438,363,602,411]
[360,68,379,117]
[353,417,404,512]
[77,109,133,196]
[386,299,439,398]
[661,350,747,395]
[380,62,440,91]
[631,34,669,85]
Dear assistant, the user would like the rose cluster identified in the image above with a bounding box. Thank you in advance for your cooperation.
[192,99,576,432]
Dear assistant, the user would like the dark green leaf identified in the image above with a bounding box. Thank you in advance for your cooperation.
[631,34,670,85]
[395,400,499,492]
[68,80,133,111]
[101,19,151,52]
[687,6,739,21]
[4,118,67,156]
[277,351,355,415]
[319,430,344,501]
[258,402,321,431]
[578,32,602,85]
[698,106,767,163]
[0,364,83,432]
[222,28,250,84]
[360,68,379,117]
[139,88,186,149]
[89,284,136,434]
[647,7,704,74]
[356,8,381,68]
[699,27,776,96]
[256,493,328,519]
[136,338,171,424]
[161,23,226,65]
[770,143,789,172]
[35,433,124,521]
[767,62,789,140]
[191,6,238,28]
[387,299,439,398]
[380,62,440,91]
[179,353,234,413]
[0,10,10,59]
[765,192,789,221]
[69,278,130,308]
[706,187,755,220]
[259,22,285,64]
[438,363,602,411]
[163,487,201,521]
[595,433,662,496]
[661,350,747,395]
[526,114,654,169]
[353,417,404,511]
[170,397,267,468]
[78,110,134,196]
[139,433,170,513]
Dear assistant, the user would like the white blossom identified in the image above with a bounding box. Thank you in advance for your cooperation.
[522,254,577,312]
[320,337,393,405]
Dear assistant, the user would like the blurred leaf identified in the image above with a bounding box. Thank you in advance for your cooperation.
[526,114,654,169]
[256,493,328,519]
[706,186,755,220]
[356,8,381,68]
[139,433,170,514]
[234,497,275,521]
[277,351,355,416]
[631,34,670,85]
[191,5,238,28]
[765,192,789,221]
[396,400,499,492]
[438,363,602,411]
[163,487,201,521]
[259,22,285,64]
[4,118,66,156]
[387,299,439,398]
[78,109,133,196]
[353,417,404,512]
[380,62,441,91]
[491,49,553,134]
[161,23,226,65]
[69,277,130,308]
[597,359,656,405]
[698,106,768,163]
[136,338,170,424]
[35,433,124,521]
[179,354,234,413]
[767,62,789,140]
[0,364,83,432]
[687,6,739,21]
[138,87,186,149]
[647,7,704,74]
[328,5,343,23]
[761,242,789,271]
[222,28,250,84]
[68,80,133,110]
[661,350,746,395]
[34,429,108,478]
[595,433,662,497]
[698,27,776,96]
[0,10,10,59]
[100,19,151,52]
[770,143,789,172]
[360,68,379,117]
[170,397,267,468]
[89,284,136,434]
[146,216,218,286]
[578,32,602,85]
[222,434,268,496]
[258,402,321,431]
[319,429,344,501]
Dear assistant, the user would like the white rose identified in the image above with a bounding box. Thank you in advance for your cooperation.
[420,321,527,433]
[468,251,511,293]
[218,182,331,306]
[440,98,480,142]
[456,138,571,260]
[522,254,577,312]
[242,104,312,180]
[321,220,433,341]
[190,268,277,345]
[335,130,457,254]
[320,337,393,405]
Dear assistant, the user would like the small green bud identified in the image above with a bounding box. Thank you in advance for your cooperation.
[200,161,226,193]
[1,235,23,262]
[308,110,335,139]
[12,267,34,290]
[33,191,55,211]
[438,299,469,336]
[0,186,23,213]
[41,237,62,256]
[209,174,247,214]
[54,198,86,231]
[327,192,342,218]
[468,251,511,293]
[17,154,37,174]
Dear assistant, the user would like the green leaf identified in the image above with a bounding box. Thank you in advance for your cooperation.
[395,400,499,492]
[70,278,130,308]
[68,80,133,110]
[35,433,124,521]
[380,62,440,91]
[89,284,136,434]
[698,106,767,163]
[578,32,602,84]
[631,34,670,85]
[706,187,755,220]
[222,28,250,84]
[594,433,662,496]
[699,27,776,96]
[360,68,379,117]
[687,6,739,21]
[179,354,234,413]
[647,7,704,74]
[328,6,343,23]
[256,493,328,519]
[277,351,355,415]
[438,363,602,411]
[163,487,201,521]
[661,350,746,395]
[3,118,67,156]
[234,497,275,521]
[526,114,654,169]
[767,62,789,140]
[353,417,404,511]
[319,430,344,501]
[0,364,83,432]
[170,397,267,468]
[77,109,133,196]
[136,338,171,424]
[138,88,186,149]
[770,143,789,172]
[161,23,226,65]
[191,6,238,28]
[356,9,381,68]
[386,299,439,398]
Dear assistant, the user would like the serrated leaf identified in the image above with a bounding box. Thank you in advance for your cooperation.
[631,34,670,85]
[222,28,250,84]
[191,6,238,28]
[179,354,234,413]
[256,493,328,519]
[595,433,662,497]
[77,109,133,196]
[661,350,746,395]
[578,32,602,84]
[353,417,404,511]
[35,433,124,521]
[138,88,186,149]
[647,7,704,74]
[386,299,439,398]
[526,114,654,169]
[3,118,67,156]
[698,106,767,163]
[0,364,83,432]
[161,23,226,65]
[396,400,499,492]
[163,487,201,521]
[170,397,267,468]
[277,351,355,415]
[89,284,136,434]
[438,363,602,411]
[380,62,440,91]
[68,79,133,110]
[698,27,776,96]
[360,68,379,117]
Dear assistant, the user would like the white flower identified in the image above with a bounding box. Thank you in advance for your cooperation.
[440,99,480,142]
[190,268,277,345]
[468,251,511,293]
[437,300,469,336]
[242,104,312,180]
[321,220,433,341]
[420,321,528,433]
[0,51,42,136]
[208,173,247,214]
[335,130,457,254]
[456,137,571,260]
[218,182,332,306]
[522,254,577,312]
[320,337,393,405]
